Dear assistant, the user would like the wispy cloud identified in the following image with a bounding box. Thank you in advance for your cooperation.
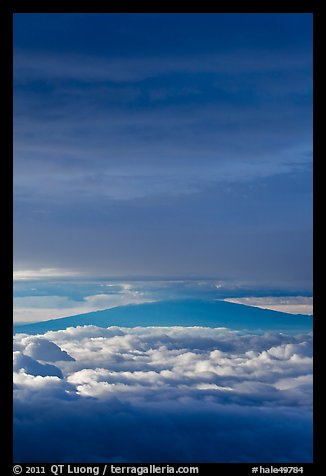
[13,268,84,281]
[13,14,313,283]
[13,285,153,323]
[14,48,311,83]
[224,296,313,315]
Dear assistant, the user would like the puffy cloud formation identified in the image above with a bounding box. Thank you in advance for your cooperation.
[13,352,64,379]
[14,326,312,463]
[23,337,75,362]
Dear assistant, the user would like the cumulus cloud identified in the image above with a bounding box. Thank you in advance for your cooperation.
[22,337,75,362]
[13,352,63,378]
[14,326,312,463]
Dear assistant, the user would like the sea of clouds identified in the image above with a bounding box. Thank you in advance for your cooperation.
[14,326,313,463]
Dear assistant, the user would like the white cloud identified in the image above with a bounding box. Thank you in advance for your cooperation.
[13,289,153,323]
[23,337,75,362]
[13,267,83,281]
[13,352,64,378]
[14,326,313,404]
[14,325,312,462]
[224,296,313,315]
[13,307,88,324]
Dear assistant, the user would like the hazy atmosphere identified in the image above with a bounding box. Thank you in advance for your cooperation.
[14,13,312,288]
[13,13,313,464]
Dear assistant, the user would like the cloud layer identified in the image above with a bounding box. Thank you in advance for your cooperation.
[13,281,153,323]
[224,296,313,315]
[14,326,312,462]
[14,14,312,283]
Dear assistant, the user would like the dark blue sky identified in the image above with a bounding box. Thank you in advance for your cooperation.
[13,13,313,289]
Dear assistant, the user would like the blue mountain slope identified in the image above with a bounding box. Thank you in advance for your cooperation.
[13,299,312,335]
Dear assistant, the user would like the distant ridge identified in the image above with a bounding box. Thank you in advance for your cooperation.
[13,299,312,335]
